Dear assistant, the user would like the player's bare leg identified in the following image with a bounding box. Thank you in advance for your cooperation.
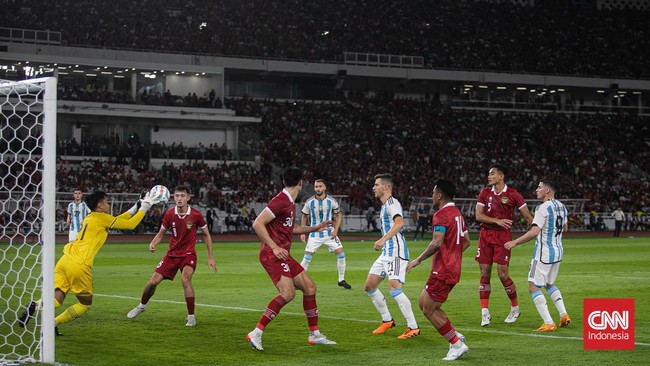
[419,291,468,361]
[478,263,492,326]
[128,272,164,319]
[497,263,520,324]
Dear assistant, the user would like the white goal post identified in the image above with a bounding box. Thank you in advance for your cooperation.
[0,77,57,364]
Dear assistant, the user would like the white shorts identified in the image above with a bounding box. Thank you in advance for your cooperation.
[369,256,408,284]
[68,229,79,243]
[305,236,343,253]
[528,259,561,287]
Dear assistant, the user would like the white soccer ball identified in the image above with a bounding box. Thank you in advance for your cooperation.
[149,185,170,204]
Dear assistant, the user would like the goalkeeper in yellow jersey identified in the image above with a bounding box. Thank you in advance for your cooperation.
[17,190,159,334]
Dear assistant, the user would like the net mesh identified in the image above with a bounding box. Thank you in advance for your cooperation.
[0,78,48,363]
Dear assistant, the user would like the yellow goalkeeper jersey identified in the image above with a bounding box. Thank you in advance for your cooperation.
[62,210,145,268]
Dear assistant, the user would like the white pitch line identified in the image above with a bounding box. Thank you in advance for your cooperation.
[97,293,650,347]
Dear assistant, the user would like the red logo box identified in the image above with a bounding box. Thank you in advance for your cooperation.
[583,298,635,350]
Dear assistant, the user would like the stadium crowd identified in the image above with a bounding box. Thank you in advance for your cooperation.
[1,0,648,78]
[44,96,650,219]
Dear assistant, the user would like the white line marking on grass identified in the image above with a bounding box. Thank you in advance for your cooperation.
[98,293,650,346]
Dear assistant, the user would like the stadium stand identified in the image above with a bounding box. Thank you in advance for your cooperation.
[1,0,648,78]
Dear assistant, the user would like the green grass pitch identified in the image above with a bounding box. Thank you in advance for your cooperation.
[3,236,650,365]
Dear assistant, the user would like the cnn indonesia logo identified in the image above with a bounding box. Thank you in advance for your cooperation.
[583,298,635,350]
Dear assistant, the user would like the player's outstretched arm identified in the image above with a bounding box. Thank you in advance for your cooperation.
[293,220,332,235]
[504,226,541,250]
[407,231,443,273]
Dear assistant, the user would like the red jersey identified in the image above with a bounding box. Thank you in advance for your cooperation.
[160,205,206,257]
[260,189,295,258]
[430,203,467,284]
[476,185,526,231]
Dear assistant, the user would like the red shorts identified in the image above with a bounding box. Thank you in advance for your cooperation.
[259,252,304,285]
[154,253,197,280]
[425,278,456,303]
[475,229,512,265]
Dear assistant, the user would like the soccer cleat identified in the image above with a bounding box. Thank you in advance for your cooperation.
[560,314,571,327]
[246,330,264,351]
[397,327,421,339]
[504,308,521,324]
[534,323,557,332]
[18,301,37,328]
[55,326,63,336]
[337,280,352,289]
[372,319,395,334]
[480,312,491,327]
[127,305,146,319]
[185,316,196,327]
[308,334,337,345]
[456,331,466,343]
[442,341,469,361]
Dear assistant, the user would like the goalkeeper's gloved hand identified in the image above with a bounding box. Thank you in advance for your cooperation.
[139,191,158,213]
[127,190,147,215]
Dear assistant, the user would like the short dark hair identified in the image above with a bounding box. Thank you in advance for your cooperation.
[174,185,190,194]
[540,179,557,193]
[85,191,106,211]
[491,163,508,176]
[434,179,456,200]
[282,167,302,187]
[314,178,327,187]
[374,173,394,186]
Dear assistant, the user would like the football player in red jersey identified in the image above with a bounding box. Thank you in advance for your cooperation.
[127,186,216,327]
[475,164,533,326]
[407,179,470,361]
[246,167,336,351]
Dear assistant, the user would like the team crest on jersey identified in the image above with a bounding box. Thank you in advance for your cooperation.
[501,196,509,205]
[186,222,193,229]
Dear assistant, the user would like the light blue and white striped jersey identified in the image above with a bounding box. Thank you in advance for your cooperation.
[531,199,567,264]
[301,195,340,238]
[67,201,90,233]
[379,196,409,260]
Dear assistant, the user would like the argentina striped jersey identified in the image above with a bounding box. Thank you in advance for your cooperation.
[67,201,90,233]
[379,196,409,260]
[301,195,340,238]
[531,199,567,264]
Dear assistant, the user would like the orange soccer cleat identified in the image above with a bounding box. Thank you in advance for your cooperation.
[372,319,395,334]
[534,323,557,332]
[397,327,421,339]
[560,314,571,327]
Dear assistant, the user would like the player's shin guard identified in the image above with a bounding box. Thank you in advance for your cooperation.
[336,252,346,282]
[257,295,287,330]
[367,289,392,322]
[531,290,553,325]
[501,277,518,307]
[391,289,418,329]
[546,285,567,317]
[301,254,312,270]
[54,303,92,325]
[303,294,319,331]
[479,276,491,308]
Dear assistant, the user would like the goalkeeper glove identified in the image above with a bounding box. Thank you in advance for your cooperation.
[139,191,158,213]
[127,190,147,215]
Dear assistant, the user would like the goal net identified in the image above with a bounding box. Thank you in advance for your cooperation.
[0,77,57,364]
